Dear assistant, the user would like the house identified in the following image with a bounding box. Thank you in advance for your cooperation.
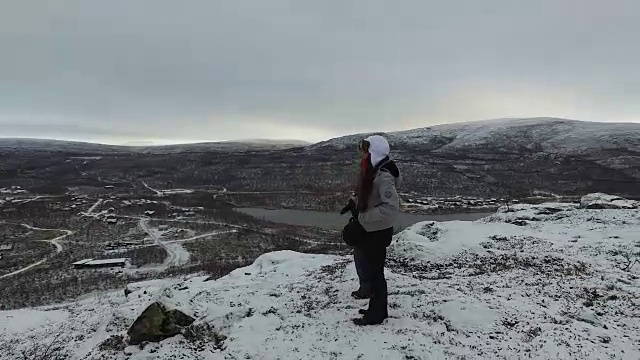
[0,244,13,252]
[72,258,128,269]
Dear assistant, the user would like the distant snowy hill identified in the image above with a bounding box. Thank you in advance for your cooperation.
[313,118,640,155]
[2,118,639,199]
[136,139,309,153]
[236,139,310,146]
[310,118,640,198]
[0,138,129,154]
[0,137,309,154]
[1,197,638,359]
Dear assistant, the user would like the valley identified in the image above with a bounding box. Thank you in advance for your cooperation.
[0,118,639,358]
[1,118,639,311]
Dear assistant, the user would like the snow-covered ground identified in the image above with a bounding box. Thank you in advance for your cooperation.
[1,199,638,359]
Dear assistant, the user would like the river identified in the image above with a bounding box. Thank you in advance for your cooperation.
[235,207,493,231]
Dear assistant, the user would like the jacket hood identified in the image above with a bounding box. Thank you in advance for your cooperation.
[378,159,400,179]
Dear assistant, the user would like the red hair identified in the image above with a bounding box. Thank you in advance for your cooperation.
[356,155,374,212]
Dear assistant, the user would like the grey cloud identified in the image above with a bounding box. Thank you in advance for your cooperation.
[0,0,638,143]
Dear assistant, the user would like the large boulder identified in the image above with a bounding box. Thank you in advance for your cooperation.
[579,193,638,209]
[127,302,195,345]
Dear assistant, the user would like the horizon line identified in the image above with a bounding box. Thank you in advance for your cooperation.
[1,117,638,147]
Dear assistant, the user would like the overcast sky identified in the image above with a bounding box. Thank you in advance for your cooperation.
[1,0,639,144]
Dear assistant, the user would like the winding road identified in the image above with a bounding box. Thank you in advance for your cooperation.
[0,225,72,279]
[139,219,190,269]
[166,229,239,243]
[141,181,162,196]
[141,181,193,196]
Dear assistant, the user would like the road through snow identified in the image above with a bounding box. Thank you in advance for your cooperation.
[165,229,239,243]
[85,199,103,215]
[141,181,162,195]
[0,225,72,279]
[139,219,189,269]
[118,214,248,230]
[141,181,193,196]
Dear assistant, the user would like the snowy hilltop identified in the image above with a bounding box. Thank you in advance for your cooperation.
[1,195,639,359]
[313,117,640,155]
[310,118,640,199]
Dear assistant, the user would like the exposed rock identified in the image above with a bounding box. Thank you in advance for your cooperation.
[576,311,601,327]
[508,219,529,226]
[598,335,612,344]
[536,207,564,215]
[579,193,638,209]
[127,302,195,345]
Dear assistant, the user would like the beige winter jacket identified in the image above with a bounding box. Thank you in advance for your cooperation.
[358,160,401,232]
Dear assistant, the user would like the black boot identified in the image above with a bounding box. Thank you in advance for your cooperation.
[351,289,372,299]
[358,309,388,317]
[352,316,385,326]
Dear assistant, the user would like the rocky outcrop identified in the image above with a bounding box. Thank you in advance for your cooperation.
[127,302,195,345]
[579,193,639,209]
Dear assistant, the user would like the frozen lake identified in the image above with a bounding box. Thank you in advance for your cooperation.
[235,207,493,231]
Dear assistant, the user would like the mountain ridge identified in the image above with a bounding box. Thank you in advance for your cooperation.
[0,137,310,153]
[2,117,638,199]
[312,117,640,154]
[2,118,639,153]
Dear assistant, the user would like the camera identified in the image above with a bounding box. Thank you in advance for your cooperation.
[340,198,358,220]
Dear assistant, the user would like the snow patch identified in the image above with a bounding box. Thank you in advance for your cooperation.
[0,309,69,334]
[580,193,639,209]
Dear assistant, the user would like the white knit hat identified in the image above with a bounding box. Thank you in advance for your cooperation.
[365,135,390,167]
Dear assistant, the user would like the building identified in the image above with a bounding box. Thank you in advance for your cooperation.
[0,244,13,252]
[72,258,128,269]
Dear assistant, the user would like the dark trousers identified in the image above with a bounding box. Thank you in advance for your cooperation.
[362,227,393,322]
[363,243,388,322]
[353,247,371,294]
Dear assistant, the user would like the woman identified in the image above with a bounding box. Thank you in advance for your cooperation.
[352,135,400,326]
[350,139,374,300]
